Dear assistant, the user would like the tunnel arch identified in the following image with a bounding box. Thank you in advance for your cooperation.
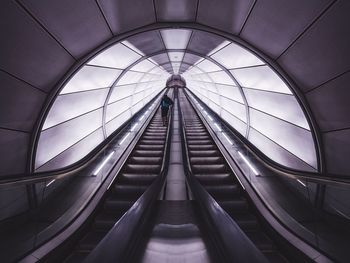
[2,1,348,178]
[33,26,319,173]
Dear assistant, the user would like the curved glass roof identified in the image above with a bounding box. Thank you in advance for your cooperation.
[35,28,317,172]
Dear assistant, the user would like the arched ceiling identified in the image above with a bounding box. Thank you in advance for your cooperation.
[0,0,349,177]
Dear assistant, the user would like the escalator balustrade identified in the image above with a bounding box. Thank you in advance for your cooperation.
[180,91,289,263]
[64,112,168,263]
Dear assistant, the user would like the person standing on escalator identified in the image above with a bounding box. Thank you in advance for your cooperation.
[160,94,173,126]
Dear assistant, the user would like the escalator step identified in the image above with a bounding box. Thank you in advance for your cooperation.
[64,251,89,263]
[144,132,166,136]
[187,140,213,145]
[133,150,163,157]
[186,132,208,136]
[136,144,164,151]
[245,231,275,251]
[147,128,167,132]
[78,230,108,251]
[189,150,220,157]
[190,156,224,164]
[192,164,228,174]
[141,135,166,140]
[205,184,241,199]
[193,173,232,184]
[112,184,148,199]
[128,156,162,165]
[188,145,216,151]
[185,128,206,132]
[229,213,260,231]
[94,213,124,230]
[104,199,133,213]
[118,173,158,184]
[137,139,164,145]
[263,251,289,263]
[219,199,250,213]
[186,135,211,140]
[124,164,161,174]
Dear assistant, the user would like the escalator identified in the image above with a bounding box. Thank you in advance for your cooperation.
[63,98,170,263]
[82,88,269,263]
[58,88,303,263]
[179,89,289,263]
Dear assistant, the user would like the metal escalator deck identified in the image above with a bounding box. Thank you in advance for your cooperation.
[64,112,168,263]
[179,91,289,263]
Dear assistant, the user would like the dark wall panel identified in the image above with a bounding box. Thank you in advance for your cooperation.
[125,31,165,55]
[306,72,350,132]
[187,30,226,55]
[240,0,332,58]
[155,0,198,22]
[0,1,74,91]
[0,129,29,176]
[278,1,350,91]
[0,71,46,132]
[197,0,254,34]
[19,0,112,58]
[323,129,350,176]
[97,0,155,35]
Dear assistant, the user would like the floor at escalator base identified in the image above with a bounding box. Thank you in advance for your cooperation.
[138,201,212,263]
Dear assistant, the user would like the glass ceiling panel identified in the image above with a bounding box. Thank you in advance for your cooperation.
[108,83,137,104]
[130,59,157,72]
[88,43,141,69]
[207,40,231,56]
[249,108,316,168]
[196,59,222,72]
[231,65,292,94]
[122,40,145,55]
[117,71,145,85]
[208,71,234,85]
[43,89,109,130]
[168,52,184,62]
[216,84,244,104]
[61,65,122,94]
[248,128,316,171]
[211,43,265,69]
[160,29,192,49]
[244,88,309,129]
[36,109,103,169]
[106,96,133,122]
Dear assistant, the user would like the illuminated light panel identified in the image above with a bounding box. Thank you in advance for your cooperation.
[119,132,131,145]
[93,151,115,176]
[130,123,138,132]
[297,179,306,187]
[222,132,233,145]
[46,179,56,187]
[208,115,213,121]
[160,29,191,49]
[238,151,259,176]
[214,123,222,132]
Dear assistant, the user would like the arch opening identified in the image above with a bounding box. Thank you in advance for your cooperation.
[35,28,318,173]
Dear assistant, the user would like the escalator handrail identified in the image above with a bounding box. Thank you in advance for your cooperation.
[177,90,269,263]
[185,89,350,187]
[0,90,167,187]
[84,90,174,263]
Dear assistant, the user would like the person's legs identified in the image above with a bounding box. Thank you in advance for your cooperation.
[161,108,167,126]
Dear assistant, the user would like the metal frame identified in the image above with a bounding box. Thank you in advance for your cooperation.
[29,22,324,179]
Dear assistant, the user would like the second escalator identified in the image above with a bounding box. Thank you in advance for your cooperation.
[179,90,289,263]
